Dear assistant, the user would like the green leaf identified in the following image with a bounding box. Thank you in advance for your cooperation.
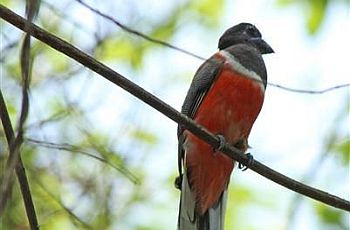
[42,47,70,73]
[96,37,145,69]
[191,0,225,27]
[307,0,328,35]
[333,138,350,165]
[275,0,339,35]
[275,0,295,6]
[130,129,158,145]
[0,0,12,6]
[150,15,177,42]
[315,204,344,226]
[225,185,254,229]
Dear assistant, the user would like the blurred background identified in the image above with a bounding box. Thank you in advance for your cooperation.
[0,0,349,229]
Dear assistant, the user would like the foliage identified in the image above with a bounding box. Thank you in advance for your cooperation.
[1,0,224,229]
[1,0,349,229]
[277,0,350,34]
[315,204,349,230]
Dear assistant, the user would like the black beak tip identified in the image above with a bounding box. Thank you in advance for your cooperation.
[249,37,274,54]
[259,40,274,54]
[264,45,274,54]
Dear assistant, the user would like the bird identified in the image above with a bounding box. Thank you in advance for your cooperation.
[176,23,273,230]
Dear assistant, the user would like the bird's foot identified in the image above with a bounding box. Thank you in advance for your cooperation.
[238,153,254,171]
[215,134,226,152]
[174,174,182,190]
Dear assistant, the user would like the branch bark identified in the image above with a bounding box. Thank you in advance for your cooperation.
[0,4,349,212]
[0,90,39,229]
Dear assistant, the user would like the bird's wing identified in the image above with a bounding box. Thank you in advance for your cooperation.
[177,55,224,179]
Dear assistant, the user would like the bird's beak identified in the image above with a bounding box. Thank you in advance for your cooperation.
[249,38,274,54]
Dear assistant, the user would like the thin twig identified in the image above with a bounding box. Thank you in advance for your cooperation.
[34,179,93,230]
[268,82,350,94]
[1,5,348,212]
[26,138,140,184]
[0,2,40,229]
[75,0,349,95]
[75,0,206,61]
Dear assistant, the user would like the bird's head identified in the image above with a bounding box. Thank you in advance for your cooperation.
[218,23,274,54]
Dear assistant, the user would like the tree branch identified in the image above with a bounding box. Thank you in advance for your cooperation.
[0,4,349,212]
[0,2,40,229]
[0,90,39,229]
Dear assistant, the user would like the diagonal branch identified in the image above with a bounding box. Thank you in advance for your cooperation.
[0,90,39,229]
[0,4,349,212]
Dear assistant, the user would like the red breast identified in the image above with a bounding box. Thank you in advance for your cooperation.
[184,52,265,214]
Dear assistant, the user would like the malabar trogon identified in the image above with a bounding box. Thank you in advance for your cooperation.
[177,23,273,230]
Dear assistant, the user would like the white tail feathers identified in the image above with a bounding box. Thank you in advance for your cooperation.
[178,172,228,230]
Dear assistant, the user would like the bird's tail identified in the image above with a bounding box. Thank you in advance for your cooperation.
[177,172,228,230]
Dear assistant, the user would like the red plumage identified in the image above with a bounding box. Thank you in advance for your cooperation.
[177,23,273,230]
[184,53,265,214]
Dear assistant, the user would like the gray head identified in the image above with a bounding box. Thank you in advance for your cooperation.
[218,23,274,54]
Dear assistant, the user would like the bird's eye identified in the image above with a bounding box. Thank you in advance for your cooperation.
[246,25,260,37]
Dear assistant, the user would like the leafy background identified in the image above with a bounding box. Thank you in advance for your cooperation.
[0,0,349,229]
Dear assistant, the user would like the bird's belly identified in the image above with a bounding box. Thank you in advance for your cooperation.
[194,68,265,142]
[184,68,265,214]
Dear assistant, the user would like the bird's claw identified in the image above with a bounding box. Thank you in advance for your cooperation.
[174,174,183,190]
[215,134,226,152]
[238,153,254,171]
